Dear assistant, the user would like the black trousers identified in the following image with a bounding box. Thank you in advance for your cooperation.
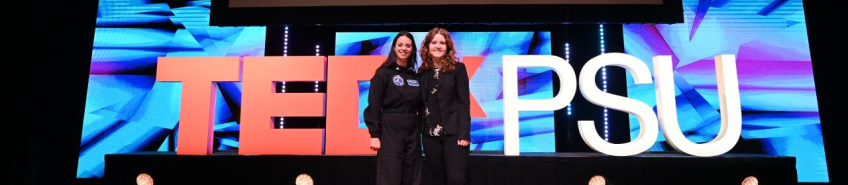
[377,113,422,185]
[422,134,469,185]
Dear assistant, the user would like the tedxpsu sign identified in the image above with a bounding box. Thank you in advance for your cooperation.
[158,53,741,157]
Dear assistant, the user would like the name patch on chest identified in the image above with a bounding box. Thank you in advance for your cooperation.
[407,79,419,87]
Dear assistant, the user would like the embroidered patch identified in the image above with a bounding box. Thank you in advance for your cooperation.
[392,75,404,86]
[407,79,419,86]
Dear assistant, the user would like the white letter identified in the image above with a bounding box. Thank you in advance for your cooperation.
[503,55,576,156]
[578,53,658,156]
[654,55,742,157]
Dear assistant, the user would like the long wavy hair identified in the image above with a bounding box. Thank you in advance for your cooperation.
[419,28,458,73]
[381,31,418,71]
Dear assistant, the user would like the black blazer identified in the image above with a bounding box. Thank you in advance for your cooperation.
[421,62,471,140]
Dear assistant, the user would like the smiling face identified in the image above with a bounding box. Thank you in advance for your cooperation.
[418,28,457,73]
[394,35,413,62]
[428,34,447,59]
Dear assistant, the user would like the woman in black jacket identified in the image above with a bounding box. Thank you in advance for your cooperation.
[418,28,471,185]
[364,31,424,185]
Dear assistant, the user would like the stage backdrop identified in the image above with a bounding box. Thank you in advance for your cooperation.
[77,0,556,178]
[77,0,266,178]
[335,31,555,153]
[623,0,827,182]
[78,0,829,183]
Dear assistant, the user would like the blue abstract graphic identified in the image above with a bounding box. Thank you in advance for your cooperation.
[623,0,827,182]
[78,0,265,178]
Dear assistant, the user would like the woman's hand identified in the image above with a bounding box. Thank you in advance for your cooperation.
[370,138,381,151]
[458,139,470,147]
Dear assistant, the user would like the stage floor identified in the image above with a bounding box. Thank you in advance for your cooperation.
[104,152,796,185]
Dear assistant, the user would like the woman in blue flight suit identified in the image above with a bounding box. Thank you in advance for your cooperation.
[364,31,424,185]
[419,28,471,185]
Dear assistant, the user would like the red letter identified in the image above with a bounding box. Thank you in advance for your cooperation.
[239,56,326,155]
[325,56,385,155]
[156,57,242,155]
[462,56,487,118]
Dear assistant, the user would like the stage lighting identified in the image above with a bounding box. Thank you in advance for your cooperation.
[565,43,571,116]
[296,174,314,185]
[136,173,153,185]
[599,24,609,142]
[742,176,759,185]
[315,45,321,56]
[588,175,606,185]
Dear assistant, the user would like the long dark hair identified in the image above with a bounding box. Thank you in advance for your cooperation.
[381,31,418,71]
